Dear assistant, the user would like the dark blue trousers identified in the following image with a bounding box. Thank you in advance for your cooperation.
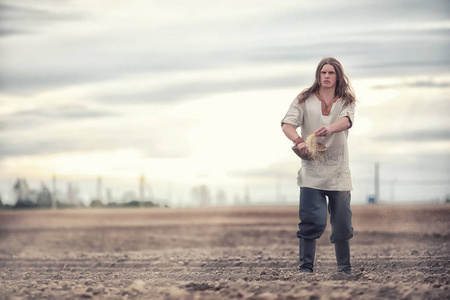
[297,187,353,243]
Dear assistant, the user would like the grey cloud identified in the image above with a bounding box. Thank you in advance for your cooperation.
[372,80,450,90]
[0,103,191,158]
[0,48,217,94]
[13,105,116,119]
[0,139,90,157]
[363,28,450,39]
[3,34,447,97]
[410,81,450,88]
[3,35,447,96]
[0,71,115,95]
[1,0,449,96]
[276,0,449,21]
[0,3,87,36]
[0,131,191,159]
[0,136,125,159]
[254,0,450,72]
[94,74,307,104]
[0,28,28,37]
[0,3,55,21]
[348,39,450,79]
[375,129,450,142]
[352,150,450,180]
[0,105,118,131]
[2,137,87,157]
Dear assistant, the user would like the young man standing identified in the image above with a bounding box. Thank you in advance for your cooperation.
[281,57,356,274]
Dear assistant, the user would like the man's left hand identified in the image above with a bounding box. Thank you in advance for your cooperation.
[315,126,333,137]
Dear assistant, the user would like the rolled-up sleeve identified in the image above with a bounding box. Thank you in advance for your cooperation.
[281,98,303,129]
[339,102,355,129]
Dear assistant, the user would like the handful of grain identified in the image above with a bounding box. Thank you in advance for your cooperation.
[305,134,320,159]
[291,134,326,160]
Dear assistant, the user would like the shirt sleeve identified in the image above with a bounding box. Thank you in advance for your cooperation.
[281,98,303,129]
[338,102,355,129]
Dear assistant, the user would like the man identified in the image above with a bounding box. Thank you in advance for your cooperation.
[281,57,356,275]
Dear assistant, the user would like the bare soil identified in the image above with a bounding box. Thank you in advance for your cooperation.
[0,204,449,299]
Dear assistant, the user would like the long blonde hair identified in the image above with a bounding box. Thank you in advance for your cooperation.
[297,57,356,106]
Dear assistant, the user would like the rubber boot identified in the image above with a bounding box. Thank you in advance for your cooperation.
[334,240,351,274]
[299,238,316,273]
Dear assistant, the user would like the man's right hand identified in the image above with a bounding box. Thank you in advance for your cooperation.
[296,142,309,156]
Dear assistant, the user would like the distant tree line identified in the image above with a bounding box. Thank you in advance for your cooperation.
[0,178,165,210]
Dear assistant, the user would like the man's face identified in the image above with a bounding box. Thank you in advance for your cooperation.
[320,64,337,89]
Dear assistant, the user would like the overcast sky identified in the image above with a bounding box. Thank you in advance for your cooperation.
[1,0,449,206]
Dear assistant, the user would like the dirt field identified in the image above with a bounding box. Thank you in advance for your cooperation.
[0,204,449,300]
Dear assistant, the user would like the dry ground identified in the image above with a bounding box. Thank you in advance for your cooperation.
[0,204,449,299]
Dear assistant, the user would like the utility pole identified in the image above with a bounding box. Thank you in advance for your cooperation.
[139,174,145,207]
[96,175,103,203]
[374,163,380,204]
[67,182,74,205]
[52,173,57,210]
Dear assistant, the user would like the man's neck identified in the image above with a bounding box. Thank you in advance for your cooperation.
[318,87,336,101]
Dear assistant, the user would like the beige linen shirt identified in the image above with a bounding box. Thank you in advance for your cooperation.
[282,92,355,191]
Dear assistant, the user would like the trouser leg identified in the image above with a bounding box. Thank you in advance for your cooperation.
[297,188,327,272]
[334,240,351,274]
[299,238,316,272]
[328,191,353,273]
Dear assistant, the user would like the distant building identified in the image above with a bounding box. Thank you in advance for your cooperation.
[13,178,35,207]
[36,184,52,208]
